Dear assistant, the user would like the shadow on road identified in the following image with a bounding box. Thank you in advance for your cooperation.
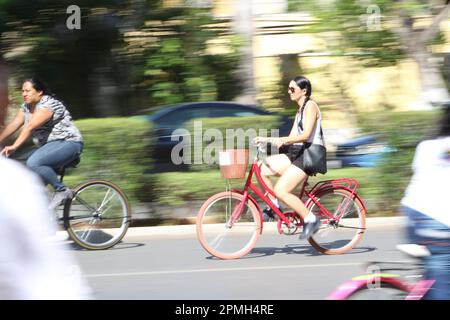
[249,243,376,258]
[68,242,145,251]
[204,243,376,260]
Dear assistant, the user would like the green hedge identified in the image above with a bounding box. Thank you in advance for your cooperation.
[64,117,155,204]
[151,167,378,208]
[184,115,283,170]
[357,110,441,214]
[150,115,283,205]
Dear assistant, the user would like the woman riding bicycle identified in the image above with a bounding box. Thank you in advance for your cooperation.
[0,78,83,210]
[253,76,325,240]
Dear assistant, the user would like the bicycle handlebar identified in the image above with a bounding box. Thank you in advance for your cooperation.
[252,141,268,160]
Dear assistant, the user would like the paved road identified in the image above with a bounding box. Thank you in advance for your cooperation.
[63,217,413,300]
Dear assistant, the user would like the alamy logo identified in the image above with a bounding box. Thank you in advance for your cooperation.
[66,5,81,30]
[366,264,381,290]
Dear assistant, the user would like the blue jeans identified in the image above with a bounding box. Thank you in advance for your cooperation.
[26,140,83,191]
[402,206,450,300]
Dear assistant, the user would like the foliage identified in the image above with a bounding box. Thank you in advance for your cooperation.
[140,6,243,107]
[288,0,446,67]
[63,117,155,205]
[0,1,243,118]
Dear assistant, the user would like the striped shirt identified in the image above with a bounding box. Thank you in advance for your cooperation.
[20,95,83,146]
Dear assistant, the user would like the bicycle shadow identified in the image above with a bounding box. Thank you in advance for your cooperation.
[68,241,145,251]
[239,242,376,259]
[65,229,144,250]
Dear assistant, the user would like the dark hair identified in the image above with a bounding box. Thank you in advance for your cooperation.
[438,103,450,137]
[23,78,54,97]
[293,76,312,112]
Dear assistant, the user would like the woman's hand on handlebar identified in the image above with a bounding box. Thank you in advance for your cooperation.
[253,136,287,149]
[0,145,16,157]
[253,136,269,145]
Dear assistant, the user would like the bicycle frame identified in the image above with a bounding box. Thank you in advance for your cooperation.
[227,153,365,232]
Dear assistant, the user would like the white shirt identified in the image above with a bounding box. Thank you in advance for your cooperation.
[0,157,91,299]
[294,103,324,146]
[401,137,450,227]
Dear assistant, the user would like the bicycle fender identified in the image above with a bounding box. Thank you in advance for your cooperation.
[306,187,368,215]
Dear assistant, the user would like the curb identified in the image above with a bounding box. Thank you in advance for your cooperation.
[52,216,407,240]
[124,216,407,238]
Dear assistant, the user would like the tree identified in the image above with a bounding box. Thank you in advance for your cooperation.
[289,0,450,108]
[0,1,243,117]
[0,0,136,117]
[136,4,242,108]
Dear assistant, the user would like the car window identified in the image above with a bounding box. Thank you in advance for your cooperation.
[157,108,211,127]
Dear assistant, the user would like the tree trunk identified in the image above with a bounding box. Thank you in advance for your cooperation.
[412,49,450,108]
[233,0,256,105]
[395,1,450,109]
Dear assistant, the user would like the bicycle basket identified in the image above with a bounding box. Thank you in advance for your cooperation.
[219,149,249,179]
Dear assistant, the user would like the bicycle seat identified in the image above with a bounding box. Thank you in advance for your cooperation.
[55,156,81,175]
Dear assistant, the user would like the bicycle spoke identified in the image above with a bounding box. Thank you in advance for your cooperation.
[307,188,366,254]
[98,189,116,213]
[209,229,230,249]
[72,195,98,213]
[197,192,260,259]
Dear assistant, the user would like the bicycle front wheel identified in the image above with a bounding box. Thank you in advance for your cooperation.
[63,179,131,250]
[307,188,366,255]
[197,191,262,260]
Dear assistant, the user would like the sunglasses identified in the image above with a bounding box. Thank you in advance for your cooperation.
[289,87,296,93]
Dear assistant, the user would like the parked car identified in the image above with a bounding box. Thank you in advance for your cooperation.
[335,135,394,168]
[137,101,290,170]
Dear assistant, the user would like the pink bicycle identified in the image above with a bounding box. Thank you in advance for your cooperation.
[196,145,367,260]
[327,244,435,300]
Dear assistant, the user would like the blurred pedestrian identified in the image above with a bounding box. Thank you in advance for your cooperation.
[0,78,83,210]
[401,104,450,300]
[0,90,91,300]
[253,76,326,239]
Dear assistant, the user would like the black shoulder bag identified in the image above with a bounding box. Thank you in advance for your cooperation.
[298,105,327,175]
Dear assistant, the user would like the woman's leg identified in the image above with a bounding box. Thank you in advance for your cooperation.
[274,165,321,239]
[273,165,309,219]
[26,141,83,191]
[258,154,291,201]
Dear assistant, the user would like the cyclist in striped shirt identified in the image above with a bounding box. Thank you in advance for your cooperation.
[0,78,83,209]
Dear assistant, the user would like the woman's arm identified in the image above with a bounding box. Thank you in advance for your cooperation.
[1,108,52,156]
[0,110,25,145]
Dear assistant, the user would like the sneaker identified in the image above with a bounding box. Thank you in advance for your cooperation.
[262,206,281,222]
[48,188,73,211]
[299,218,321,240]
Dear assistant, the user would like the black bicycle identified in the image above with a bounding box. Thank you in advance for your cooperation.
[52,157,131,250]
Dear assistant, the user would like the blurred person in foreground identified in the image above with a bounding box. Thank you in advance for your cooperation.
[0,88,91,300]
[0,78,83,210]
[401,104,450,300]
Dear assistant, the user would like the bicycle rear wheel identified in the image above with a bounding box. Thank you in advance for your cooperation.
[63,179,131,250]
[307,188,366,254]
[197,191,262,259]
